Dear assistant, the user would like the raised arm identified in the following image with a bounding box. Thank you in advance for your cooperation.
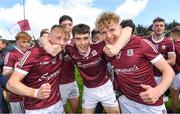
[39,36,62,57]
[104,27,132,57]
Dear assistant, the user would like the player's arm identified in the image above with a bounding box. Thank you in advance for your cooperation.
[2,68,13,78]
[104,27,132,57]
[39,35,62,57]
[140,57,175,104]
[6,71,52,99]
[167,52,176,66]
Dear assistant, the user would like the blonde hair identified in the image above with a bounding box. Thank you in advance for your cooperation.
[15,32,32,41]
[95,12,120,31]
[51,25,69,38]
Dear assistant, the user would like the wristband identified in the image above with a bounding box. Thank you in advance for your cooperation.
[34,89,39,98]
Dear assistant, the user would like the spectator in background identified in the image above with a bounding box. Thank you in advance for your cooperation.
[0,39,10,113]
[168,25,180,113]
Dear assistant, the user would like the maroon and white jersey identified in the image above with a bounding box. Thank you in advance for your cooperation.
[174,41,180,73]
[15,45,63,110]
[3,47,24,102]
[108,36,163,106]
[59,55,75,84]
[59,40,76,84]
[147,36,175,76]
[65,41,109,88]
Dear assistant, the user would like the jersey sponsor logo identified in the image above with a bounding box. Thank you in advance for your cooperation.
[38,69,61,81]
[115,65,139,75]
[77,57,102,69]
[91,50,97,56]
[127,49,134,56]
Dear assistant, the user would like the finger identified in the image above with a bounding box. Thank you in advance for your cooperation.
[140,84,151,90]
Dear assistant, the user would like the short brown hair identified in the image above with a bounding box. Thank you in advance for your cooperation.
[15,32,32,41]
[153,17,165,23]
[171,25,180,36]
[95,12,120,31]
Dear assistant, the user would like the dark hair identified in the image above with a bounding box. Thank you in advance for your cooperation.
[120,19,136,34]
[40,29,49,37]
[0,39,7,44]
[153,17,165,23]
[72,24,90,37]
[91,29,100,38]
[59,15,73,25]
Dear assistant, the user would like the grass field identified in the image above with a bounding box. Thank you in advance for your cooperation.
[65,68,180,113]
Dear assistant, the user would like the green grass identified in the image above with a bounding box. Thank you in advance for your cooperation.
[65,67,83,113]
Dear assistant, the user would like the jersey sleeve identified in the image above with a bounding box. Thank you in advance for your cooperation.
[141,39,162,64]
[3,52,15,70]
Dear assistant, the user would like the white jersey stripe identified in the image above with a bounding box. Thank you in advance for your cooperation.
[151,54,163,64]
[19,51,31,67]
[143,39,158,53]
[15,68,28,75]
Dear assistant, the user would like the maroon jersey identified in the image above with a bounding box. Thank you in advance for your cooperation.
[174,41,180,73]
[15,45,63,109]
[147,36,175,76]
[108,36,163,106]
[4,47,24,102]
[59,55,75,84]
[66,41,109,88]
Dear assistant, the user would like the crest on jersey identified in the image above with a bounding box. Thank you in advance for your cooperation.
[52,58,57,64]
[127,49,134,56]
[91,50,97,56]
[162,45,166,49]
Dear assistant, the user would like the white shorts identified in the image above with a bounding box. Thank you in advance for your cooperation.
[119,95,167,114]
[82,80,118,109]
[25,100,64,114]
[171,72,180,90]
[59,81,79,105]
[10,101,25,113]
[154,76,162,84]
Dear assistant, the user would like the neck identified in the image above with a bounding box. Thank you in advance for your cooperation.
[153,34,164,41]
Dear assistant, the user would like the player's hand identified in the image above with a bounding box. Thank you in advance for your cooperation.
[139,84,160,104]
[103,44,119,57]
[34,83,51,99]
[45,44,62,57]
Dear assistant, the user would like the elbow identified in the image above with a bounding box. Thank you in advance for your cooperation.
[6,79,15,92]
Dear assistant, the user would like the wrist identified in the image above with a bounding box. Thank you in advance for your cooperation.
[34,89,39,98]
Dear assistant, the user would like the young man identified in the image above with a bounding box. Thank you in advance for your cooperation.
[6,25,69,114]
[95,12,175,114]
[3,31,31,113]
[147,17,176,84]
[58,15,80,113]
[169,25,180,113]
